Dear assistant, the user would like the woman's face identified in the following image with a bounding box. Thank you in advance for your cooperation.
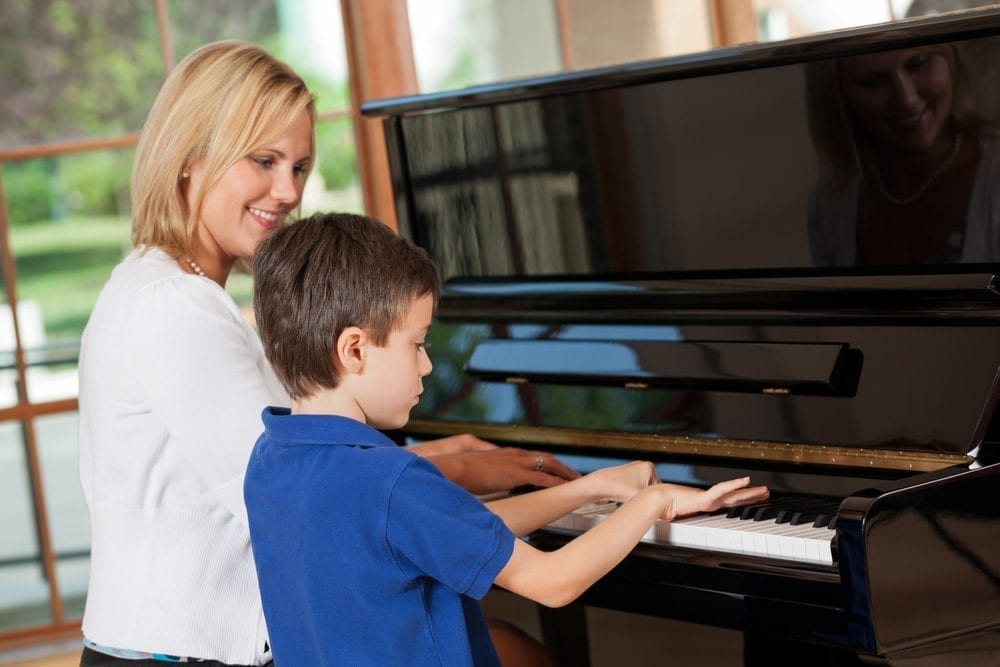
[837,48,954,154]
[188,109,313,265]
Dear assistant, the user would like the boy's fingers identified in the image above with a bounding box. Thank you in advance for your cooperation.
[723,486,770,506]
[709,476,752,496]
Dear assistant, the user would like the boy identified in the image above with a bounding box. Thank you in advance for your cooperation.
[245,212,767,666]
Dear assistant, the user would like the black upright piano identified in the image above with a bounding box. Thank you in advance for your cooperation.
[362,8,1000,666]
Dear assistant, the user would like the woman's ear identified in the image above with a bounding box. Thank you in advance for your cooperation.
[334,326,367,375]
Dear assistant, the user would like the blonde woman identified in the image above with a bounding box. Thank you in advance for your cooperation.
[805,43,1000,266]
[78,40,574,667]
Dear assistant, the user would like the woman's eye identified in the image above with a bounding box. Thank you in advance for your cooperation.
[906,53,929,70]
[252,156,273,169]
[293,163,309,177]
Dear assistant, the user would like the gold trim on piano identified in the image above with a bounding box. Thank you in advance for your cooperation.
[401,419,970,472]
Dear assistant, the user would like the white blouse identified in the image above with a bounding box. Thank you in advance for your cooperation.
[78,247,288,665]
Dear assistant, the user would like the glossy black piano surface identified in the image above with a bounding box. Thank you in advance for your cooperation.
[363,8,1000,666]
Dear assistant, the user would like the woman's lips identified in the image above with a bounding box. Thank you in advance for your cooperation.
[248,206,281,229]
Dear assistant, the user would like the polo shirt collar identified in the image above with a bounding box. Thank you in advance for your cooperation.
[261,406,397,448]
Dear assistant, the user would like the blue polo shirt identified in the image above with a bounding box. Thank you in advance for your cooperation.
[245,407,516,666]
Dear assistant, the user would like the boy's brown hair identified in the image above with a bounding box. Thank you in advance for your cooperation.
[253,212,440,400]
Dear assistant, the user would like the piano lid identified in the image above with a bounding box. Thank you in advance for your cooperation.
[363,9,1000,468]
[363,8,1000,278]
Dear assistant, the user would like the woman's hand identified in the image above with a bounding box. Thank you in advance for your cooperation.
[406,433,498,457]
[423,445,581,495]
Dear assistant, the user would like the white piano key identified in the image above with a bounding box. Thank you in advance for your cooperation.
[545,503,836,566]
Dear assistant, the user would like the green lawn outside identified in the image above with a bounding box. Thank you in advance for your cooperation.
[10,216,131,345]
[9,216,256,350]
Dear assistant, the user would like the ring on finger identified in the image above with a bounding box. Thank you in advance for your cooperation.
[534,454,545,472]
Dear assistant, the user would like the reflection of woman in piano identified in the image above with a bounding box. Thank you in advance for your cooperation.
[805,44,1000,266]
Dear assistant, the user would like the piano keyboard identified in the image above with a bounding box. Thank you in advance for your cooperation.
[546,495,839,566]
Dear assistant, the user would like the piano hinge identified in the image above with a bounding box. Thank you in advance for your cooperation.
[762,387,791,395]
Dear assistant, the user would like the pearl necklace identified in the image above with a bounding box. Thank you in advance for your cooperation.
[873,134,962,206]
[184,256,206,277]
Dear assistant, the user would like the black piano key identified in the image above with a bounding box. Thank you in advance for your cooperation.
[794,501,842,525]
[751,495,808,521]
[811,503,842,528]
[775,498,835,524]
[740,502,772,520]
[741,495,805,520]
[752,504,784,521]
[789,510,818,526]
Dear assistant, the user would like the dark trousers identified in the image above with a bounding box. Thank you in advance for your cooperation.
[80,646,274,667]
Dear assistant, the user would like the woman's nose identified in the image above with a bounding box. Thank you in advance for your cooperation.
[270,168,301,204]
[889,74,919,108]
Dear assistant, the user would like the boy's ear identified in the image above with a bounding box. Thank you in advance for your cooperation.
[334,326,367,374]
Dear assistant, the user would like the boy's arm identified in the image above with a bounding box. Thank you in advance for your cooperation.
[493,478,768,608]
[485,461,658,536]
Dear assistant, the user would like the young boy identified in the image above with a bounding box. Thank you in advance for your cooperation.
[245,212,768,666]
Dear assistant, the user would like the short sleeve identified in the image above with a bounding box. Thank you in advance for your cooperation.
[386,457,515,600]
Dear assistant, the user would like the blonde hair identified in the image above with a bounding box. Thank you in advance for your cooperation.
[805,43,983,190]
[131,40,316,258]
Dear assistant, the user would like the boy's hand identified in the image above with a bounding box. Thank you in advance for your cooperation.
[584,461,660,503]
[658,477,769,521]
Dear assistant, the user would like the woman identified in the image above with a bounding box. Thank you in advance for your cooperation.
[78,41,573,666]
[805,43,1000,266]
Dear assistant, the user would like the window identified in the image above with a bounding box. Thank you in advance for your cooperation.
[0,0,366,644]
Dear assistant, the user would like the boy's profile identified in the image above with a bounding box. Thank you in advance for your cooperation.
[245,212,768,666]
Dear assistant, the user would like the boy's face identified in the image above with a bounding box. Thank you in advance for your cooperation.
[357,293,435,430]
